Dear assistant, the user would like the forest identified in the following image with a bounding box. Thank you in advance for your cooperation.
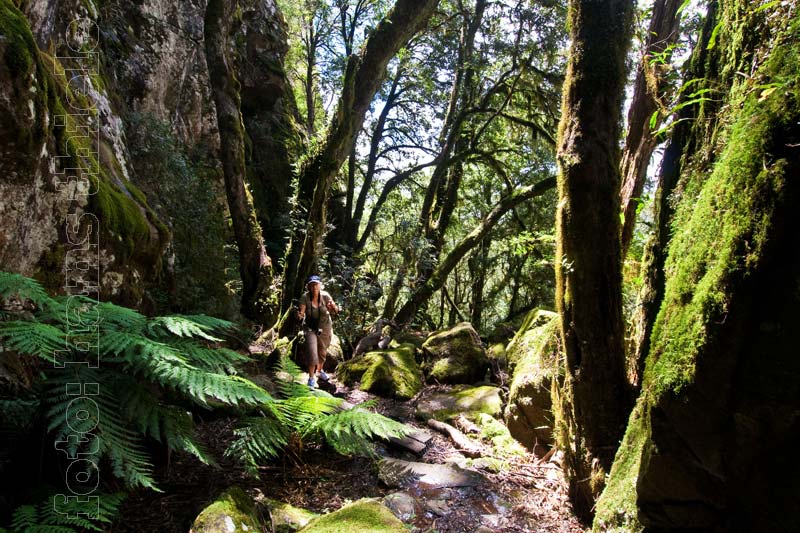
[0,0,798,531]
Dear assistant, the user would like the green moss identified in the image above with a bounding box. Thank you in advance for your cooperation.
[0,0,36,77]
[192,486,262,533]
[595,8,800,531]
[298,499,406,533]
[475,413,526,458]
[593,400,648,532]
[262,498,318,533]
[645,16,799,397]
[416,385,503,422]
[505,309,558,371]
[339,344,422,400]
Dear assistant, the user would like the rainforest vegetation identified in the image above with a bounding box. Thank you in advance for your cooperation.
[0,0,798,531]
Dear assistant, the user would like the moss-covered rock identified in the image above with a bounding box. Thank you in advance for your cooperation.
[474,412,527,458]
[415,385,503,422]
[504,309,560,456]
[337,343,422,400]
[297,498,406,533]
[595,5,800,531]
[191,486,262,533]
[261,498,318,533]
[421,322,489,384]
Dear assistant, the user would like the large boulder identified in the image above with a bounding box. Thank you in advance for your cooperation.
[298,499,407,533]
[337,344,422,400]
[415,385,503,422]
[421,322,489,384]
[190,487,262,533]
[504,309,560,456]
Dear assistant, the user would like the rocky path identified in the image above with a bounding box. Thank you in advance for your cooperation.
[113,373,585,532]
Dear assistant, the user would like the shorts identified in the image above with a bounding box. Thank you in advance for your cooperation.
[304,327,332,368]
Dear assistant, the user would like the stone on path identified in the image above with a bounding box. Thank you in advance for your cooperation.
[297,498,406,533]
[415,385,503,422]
[190,486,262,533]
[377,458,485,489]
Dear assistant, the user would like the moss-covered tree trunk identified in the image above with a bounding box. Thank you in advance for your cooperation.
[204,0,272,322]
[279,0,440,329]
[553,0,634,518]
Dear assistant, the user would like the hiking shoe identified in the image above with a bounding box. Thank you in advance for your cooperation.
[307,376,316,388]
[318,370,330,381]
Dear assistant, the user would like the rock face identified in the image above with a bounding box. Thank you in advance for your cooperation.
[298,498,407,533]
[421,322,489,384]
[0,0,298,316]
[191,486,262,533]
[504,309,560,455]
[595,4,800,531]
[337,344,422,400]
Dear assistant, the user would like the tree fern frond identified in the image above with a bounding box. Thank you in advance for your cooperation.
[10,505,39,530]
[0,321,65,363]
[0,396,39,427]
[44,371,158,490]
[178,314,237,333]
[276,396,342,432]
[307,407,412,457]
[39,492,125,530]
[118,380,214,466]
[0,271,53,309]
[274,355,314,399]
[146,316,222,341]
[225,414,290,475]
[169,339,250,373]
[92,302,146,333]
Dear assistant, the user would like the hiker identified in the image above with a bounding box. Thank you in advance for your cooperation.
[297,275,339,388]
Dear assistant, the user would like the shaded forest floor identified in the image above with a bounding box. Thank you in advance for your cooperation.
[113,377,585,532]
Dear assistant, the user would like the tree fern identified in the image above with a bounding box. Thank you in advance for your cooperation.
[0,272,273,492]
[0,321,65,363]
[227,354,413,470]
[4,493,124,532]
[305,405,413,457]
[0,272,53,309]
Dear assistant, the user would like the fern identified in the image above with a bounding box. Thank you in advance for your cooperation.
[0,272,273,491]
[0,321,65,363]
[0,272,53,309]
[5,493,124,532]
[305,405,413,457]
[227,354,413,471]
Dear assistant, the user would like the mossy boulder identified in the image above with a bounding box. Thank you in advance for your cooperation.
[421,322,489,384]
[191,487,262,532]
[504,309,561,456]
[415,385,503,422]
[337,343,422,400]
[391,329,427,350]
[474,413,527,458]
[297,498,406,533]
[262,498,318,533]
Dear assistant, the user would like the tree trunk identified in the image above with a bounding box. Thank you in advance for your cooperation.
[627,3,719,388]
[619,0,681,254]
[204,0,272,323]
[394,177,555,324]
[280,0,440,328]
[553,0,634,517]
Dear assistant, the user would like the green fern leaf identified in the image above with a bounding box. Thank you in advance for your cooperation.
[147,316,222,341]
[0,321,66,362]
[0,271,53,309]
